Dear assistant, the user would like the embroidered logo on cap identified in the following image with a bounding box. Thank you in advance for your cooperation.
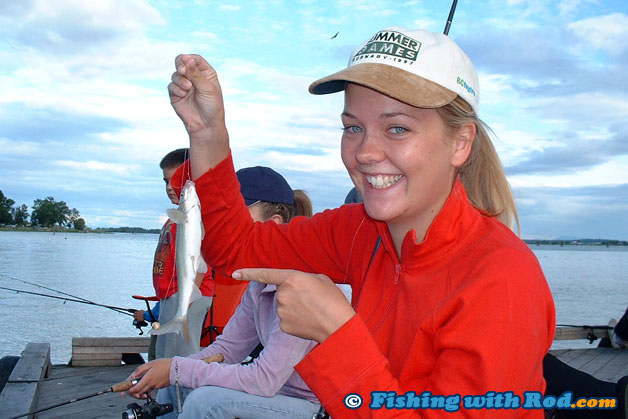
[352,30,421,64]
[457,77,477,98]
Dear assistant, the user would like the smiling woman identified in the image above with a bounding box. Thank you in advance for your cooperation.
[131,26,557,419]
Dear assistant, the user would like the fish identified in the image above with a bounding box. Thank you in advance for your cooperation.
[151,180,204,341]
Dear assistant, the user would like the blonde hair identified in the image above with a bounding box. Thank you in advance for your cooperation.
[436,97,520,234]
[257,189,313,222]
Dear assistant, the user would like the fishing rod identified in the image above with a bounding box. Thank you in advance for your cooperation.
[443,0,458,35]
[0,285,136,316]
[557,324,612,329]
[0,273,150,333]
[5,379,152,419]
[0,273,130,316]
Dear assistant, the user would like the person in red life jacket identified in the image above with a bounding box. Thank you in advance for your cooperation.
[155,27,555,418]
[137,148,215,359]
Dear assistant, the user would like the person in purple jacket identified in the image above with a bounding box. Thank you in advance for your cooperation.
[125,166,350,419]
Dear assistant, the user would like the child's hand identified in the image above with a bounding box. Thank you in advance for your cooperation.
[123,358,172,399]
[132,310,145,322]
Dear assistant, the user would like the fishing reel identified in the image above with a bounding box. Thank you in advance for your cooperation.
[132,318,148,335]
[122,395,173,419]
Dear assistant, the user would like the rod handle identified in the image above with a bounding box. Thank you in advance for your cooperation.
[111,379,138,392]
[202,353,225,363]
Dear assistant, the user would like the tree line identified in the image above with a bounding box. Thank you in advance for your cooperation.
[0,190,86,230]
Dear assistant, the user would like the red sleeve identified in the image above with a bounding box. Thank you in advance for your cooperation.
[191,154,361,281]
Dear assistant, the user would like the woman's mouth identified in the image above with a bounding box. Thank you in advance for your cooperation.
[366,174,403,189]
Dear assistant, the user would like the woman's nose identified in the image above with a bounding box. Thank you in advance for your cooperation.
[355,131,385,164]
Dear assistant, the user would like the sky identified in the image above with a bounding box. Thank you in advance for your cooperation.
[1,0,627,240]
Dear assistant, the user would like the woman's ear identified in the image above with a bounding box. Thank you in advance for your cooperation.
[270,214,284,224]
[451,122,476,167]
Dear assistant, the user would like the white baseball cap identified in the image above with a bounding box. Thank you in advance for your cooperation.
[309,27,480,115]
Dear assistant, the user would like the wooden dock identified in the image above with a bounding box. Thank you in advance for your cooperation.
[0,330,626,418]
[0,337,150,418]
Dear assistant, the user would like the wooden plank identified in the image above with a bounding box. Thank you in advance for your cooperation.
[36,364,139,418]
[554,326,610,341]
[562,348,599,371]
[0,342,51,418]
[551,348,628,382]
[72,337,151,347]
[71,352,122,361]
[45,365,117,380]
[576,348,614,377]
[9,342,51,382]
[71,359,122,367]
[0,381,39,418]
[594,350,628,382]
[553,348,590,365]
[73,346,150,354]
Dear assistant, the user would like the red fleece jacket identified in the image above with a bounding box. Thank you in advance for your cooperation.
[181,155,555,418]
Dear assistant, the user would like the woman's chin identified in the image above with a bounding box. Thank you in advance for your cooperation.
[363,202,399,223]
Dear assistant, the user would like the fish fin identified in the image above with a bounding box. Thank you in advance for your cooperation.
[197,256,208,274]
[150,317,183,336]
[167,208,187,224]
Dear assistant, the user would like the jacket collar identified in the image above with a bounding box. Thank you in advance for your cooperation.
[371,178,482,270]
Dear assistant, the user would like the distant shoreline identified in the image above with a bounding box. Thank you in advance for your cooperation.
[524,239,628,246]
[1,226,626,244]
[0,226,160,234]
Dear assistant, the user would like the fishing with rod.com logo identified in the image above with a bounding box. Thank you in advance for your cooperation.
[342,390,618,413]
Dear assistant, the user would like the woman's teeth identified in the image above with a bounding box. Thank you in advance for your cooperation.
[367,174,403,189]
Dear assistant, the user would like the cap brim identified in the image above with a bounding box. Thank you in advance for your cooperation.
[309,63,456,109]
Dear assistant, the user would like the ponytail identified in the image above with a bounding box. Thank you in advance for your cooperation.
[437,97,520,234]
[257,189,313,222]
[293,190,313,218]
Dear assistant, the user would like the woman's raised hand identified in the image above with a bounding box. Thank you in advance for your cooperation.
[233,268,356,343]
[168,54,230,178]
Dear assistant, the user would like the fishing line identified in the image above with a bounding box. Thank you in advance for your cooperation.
[0,285,135,316]
[6,379,140,419]
[0,273,130,316]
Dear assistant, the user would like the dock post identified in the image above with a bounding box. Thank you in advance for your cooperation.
[0,342,51,418]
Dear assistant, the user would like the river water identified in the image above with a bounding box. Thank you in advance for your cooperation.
[0,231,626,364]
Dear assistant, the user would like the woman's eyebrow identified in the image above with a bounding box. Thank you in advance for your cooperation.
[381,112,418,120]
[341,111,357,119]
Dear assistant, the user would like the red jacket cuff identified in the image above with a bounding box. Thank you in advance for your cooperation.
[295,314,386,405]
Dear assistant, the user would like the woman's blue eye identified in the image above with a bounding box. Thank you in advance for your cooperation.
[390,126,407,134]
[343,126,362,133]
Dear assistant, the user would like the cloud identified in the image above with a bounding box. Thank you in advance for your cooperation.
[219,5,242,12]
[0,105,129,143]
[516,183,628,239]
[55,160,139,175]
[0,0,164,54]
[568,12,628,55]
[506,122,628,175]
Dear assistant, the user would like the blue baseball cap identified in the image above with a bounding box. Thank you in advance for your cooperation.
[344,187,363,204]
[236,166,294,206]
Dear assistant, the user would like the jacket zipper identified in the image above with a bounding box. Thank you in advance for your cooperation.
[394,263,401,285]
